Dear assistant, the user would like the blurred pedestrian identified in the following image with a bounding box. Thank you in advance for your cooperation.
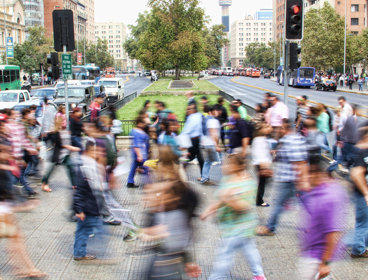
[216,97,228,146]
[185,91,196,106]
[70,108,84,151]
[269,96,289,139]
[89,94,105,122]
[295,96,309,135]
[316,103,331,153]
[56,105,67,129]
[201,153,267,280]
[231,99,247,120]
[297,151,347,279]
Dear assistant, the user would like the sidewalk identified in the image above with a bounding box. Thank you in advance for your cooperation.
[337,85,368,96]
[0,160,366,279]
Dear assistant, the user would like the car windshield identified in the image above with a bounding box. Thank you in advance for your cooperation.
[0,92,18,102]
[32,90,55,98]
[299,68,314,79]
[57,88,85,98]
[99,81,118,88]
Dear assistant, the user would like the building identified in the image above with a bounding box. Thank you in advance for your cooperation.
[230,15,273,68]
[306,0,366,34]
[274,0,285,42]
[95,22,127,70]
[76,0,87,41]
[219,0,232,66]
[43,0,78,39]
[24,0,44,30]
[0,0,26,61]
[256,8,273,20]
[84,0,94,42]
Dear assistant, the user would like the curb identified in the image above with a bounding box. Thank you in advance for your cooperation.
[337,88,368,96]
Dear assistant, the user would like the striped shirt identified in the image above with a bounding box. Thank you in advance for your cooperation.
[274,133,308,182]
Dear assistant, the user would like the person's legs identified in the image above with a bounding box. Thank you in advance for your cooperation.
[352,192,368,255]
[63,156,77,187]
[256,167,267,206]
[297,257,322,280]
[41,162,56,185]
[19,168,35,195]
[127,159,139,184]
[73,216,98,258]
[208,236,238,280]
[201,160,211,182]
[241,237,265,277]
[266,182,295,232]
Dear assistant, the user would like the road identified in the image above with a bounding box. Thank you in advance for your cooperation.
[122,76,151,96]
[210,76,368,119]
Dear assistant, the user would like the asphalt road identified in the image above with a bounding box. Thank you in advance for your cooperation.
[210,76,368,119]
[123,76,151,96]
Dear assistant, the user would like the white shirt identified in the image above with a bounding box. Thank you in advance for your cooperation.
[270,101,289,127]
[201,117,220,146]
[251,136,272,165]
[338,103,353,131]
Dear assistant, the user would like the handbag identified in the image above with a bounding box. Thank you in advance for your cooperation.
[0,205,17,238]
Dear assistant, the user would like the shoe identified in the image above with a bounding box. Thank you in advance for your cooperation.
[329,160,337,164]
[257,203,270,207]
[126,183,139,188]
[27,192,38,199]
[252,276,267,280]
[103,218,121,226]
[351,250,368,258]
[256,226,275,236]
[123,231,137,242]
[74,254,96,261]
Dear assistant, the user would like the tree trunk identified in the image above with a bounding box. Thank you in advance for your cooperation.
[175,66,180,80]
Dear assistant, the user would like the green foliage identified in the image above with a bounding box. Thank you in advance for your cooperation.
[124,0,227,79]
[302,2,345,70]
[8,26,52,74]
[85,38,115,69]
[244,42,276,69]
[143,79,221,92]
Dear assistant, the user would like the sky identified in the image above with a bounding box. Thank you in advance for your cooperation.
[95,0,272,28]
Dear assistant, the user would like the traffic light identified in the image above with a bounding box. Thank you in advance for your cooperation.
[52,66,60,80]
[289,43,301,70]
[47,52,58,66]
[285,0,303,40]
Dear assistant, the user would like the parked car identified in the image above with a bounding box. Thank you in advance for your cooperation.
[0,90,32,110]
[54,85,95,114]
[98,78,124,103]
[315,78,337,92]
[30,88,57,101]
[251,69,261,78]
[263,71,271,79]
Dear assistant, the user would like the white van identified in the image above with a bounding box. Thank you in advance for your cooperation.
[98,78,124,103]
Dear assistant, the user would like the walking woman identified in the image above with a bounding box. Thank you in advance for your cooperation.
[41,116,80,192]
[251,123,273,207]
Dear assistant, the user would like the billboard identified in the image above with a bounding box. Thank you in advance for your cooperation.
[222,16,229,32]
[255,10,273,20]
[6,37,14,58]
[219,0,232,6]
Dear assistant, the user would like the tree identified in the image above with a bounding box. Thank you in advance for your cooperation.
[8,26,52,74]
[202,24,229,68]
[85,38,114,69]
[302,3,345,71]
[244,42,275,69]
[124,0,226,79]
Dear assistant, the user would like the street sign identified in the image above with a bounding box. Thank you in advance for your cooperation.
[77,53,82,65]
[6,37,14,58]
[61,54,72,79]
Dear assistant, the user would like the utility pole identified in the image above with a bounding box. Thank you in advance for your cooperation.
[343,0,347,86]
[283,40,289,106]
[3,0,8,65]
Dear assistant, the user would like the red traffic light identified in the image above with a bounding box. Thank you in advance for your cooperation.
[291,5,301,14]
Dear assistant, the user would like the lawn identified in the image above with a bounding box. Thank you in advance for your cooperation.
[117,94,223,122]
[143,79,220,92]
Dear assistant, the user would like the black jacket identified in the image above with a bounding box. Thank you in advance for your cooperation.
[73,167,100,216]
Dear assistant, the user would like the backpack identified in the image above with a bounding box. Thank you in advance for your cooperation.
[201,114,209,136]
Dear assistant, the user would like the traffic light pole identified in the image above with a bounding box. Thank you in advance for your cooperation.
[283,40,289,107]
[63,45,69,130]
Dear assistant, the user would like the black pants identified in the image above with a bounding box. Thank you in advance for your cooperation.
[256,165,268,205]
[188,137,204,174]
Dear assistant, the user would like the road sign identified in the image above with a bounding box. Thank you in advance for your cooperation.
[6,37,14,58]
[77,53,82,65]
[61,53,72,79]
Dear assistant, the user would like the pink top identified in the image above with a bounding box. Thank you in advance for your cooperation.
[270,101,289,127]
[56,112,67,128]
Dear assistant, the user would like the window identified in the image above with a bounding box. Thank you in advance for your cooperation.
[115,35,120,38]
[10,70,16,82]
[239,48,243,51]
[351,4,359,12]
[109,35,113,38]
[239,33,243,36]
[109,40,113,43]
[239,38,243,41]
[0,70,3,84]
[239,28,243,31]
[351,18,359,25]
[3,70,9,83]
[116,45,120,48]
[19,93,25,102]
[239,43,244,46]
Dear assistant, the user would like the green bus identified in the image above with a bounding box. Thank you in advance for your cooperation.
[0,65,21,91]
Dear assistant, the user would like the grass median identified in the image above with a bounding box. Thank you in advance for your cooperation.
[143,79,220,92]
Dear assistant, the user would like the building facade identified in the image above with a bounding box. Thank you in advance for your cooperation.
[95,22,127,70]
[24,0,44,30]
[76,0,87,41]
[274,0,285,42]
[84,0,94,42]
[230,15,273,68]
[1,0,26,61]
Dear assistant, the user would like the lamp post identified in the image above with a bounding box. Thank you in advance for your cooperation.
[343,0,347,86]
[3,0,8,65]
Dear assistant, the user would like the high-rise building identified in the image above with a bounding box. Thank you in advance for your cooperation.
[0,0,26,61]
[274,0,285,42]
[256,8,273,20]
[84,0,94,42]
[43,0,78,39]
[76,0,87,41]
[24,0,44,30]
[230,15,273,68]
[219,0,232,66]
[95,22,127,70]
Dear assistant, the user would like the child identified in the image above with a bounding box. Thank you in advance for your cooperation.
[201,153,267,280]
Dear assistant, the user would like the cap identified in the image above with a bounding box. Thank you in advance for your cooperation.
[0,113,7,121]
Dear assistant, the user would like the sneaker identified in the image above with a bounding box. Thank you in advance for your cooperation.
[74,254,96,261]
[329,160,337,164]
[126,183,139,188]
[351,250,368,258]
[27,192,38,199]
[339,166,349,173]
[123,231,137,242]
[103,217,121,226]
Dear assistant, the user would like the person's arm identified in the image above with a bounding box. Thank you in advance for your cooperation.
[208,127,220,151]
[221,188,251,212]
[318,232,342,279]
[241,137,250,157]
[180,115,194,136]
[351,166,368,205]
[200,201,222,220]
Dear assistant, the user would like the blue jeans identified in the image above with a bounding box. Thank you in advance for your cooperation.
[352,192,368,255]
[73,215,107,258]
[71,136,83,153]
[201,146,219,181]
[12,168,34,195]
[209,236,265,279]
[24,155,39,176]
[267,181,296,232]
[127,157,146,184]
[342,142,356,168]
[316,133,331,153]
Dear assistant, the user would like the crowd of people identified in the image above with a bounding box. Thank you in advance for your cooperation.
[0,89,367,280]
